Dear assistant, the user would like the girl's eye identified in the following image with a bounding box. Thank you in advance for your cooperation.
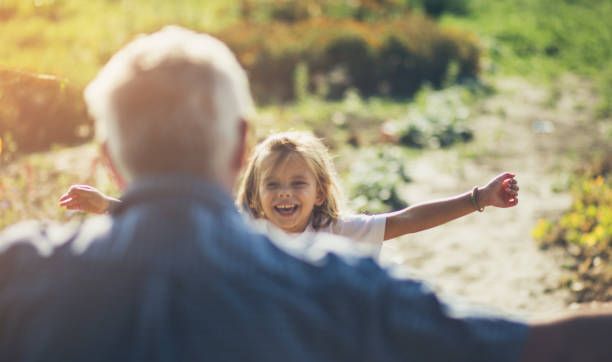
[265,182,279,189]
[292,181,307,187]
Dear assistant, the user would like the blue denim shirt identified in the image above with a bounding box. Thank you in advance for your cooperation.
[0,176,528,362]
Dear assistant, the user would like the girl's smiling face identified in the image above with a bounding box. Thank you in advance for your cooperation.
[258,153,324,234]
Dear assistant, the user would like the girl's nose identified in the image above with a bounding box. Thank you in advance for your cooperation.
[279,187,291,198]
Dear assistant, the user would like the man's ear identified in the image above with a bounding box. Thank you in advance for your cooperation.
[233,118,248,172]
[230,118,249,186]
[100,142,127,191]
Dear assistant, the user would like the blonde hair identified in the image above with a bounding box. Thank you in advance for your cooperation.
[84,25,253,183]
[237,131,344,230]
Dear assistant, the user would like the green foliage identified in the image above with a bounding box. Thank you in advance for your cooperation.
[239,0,413,23]
[411,0,471,18]
[0,68,92,158]
[0,0,236,86]
[238,0,473,23]
[440,0,612,122]
[380,85,474,149]
[1,0,609,97]
[255,89,412,151]
[217,16,480,103]
[560,178,612,248]
[344,146,411,214]
[0,144,118,229]
[533,159,612,301]
[256,84,477,153]
[444,0,612,74]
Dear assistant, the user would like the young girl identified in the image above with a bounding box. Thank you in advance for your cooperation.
[236,131,518,248]
[62,131,519,250]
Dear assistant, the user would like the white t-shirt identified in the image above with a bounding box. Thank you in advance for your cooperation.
[304,214,387,247]
[250,213,387,256]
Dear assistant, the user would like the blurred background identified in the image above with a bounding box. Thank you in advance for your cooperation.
[1,0,611,312]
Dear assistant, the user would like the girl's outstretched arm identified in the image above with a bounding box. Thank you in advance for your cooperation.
[383,172,518,240]
[59,184,121,214]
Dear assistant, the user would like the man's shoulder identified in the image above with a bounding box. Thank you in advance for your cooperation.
[0,220,74,258]
[0,216,113,263]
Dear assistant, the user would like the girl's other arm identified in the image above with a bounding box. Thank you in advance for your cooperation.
[383,172,518,240]
[59,185,121,214]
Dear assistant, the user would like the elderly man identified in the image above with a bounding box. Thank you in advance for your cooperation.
[0,26,610,361]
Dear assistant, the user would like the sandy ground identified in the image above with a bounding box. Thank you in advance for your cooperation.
[379,75,609,318]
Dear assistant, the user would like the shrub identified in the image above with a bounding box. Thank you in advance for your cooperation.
[380,85,474,149]
[0,68,93,159]
[533,156,612,302]
[344,146,410,214]
[238,0,413,23]
[216,16,480,103]
[412,0,471,18]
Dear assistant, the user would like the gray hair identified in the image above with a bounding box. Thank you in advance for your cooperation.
[85,25,253,183]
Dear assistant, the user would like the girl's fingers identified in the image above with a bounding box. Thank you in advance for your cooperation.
[503,179,519,194]
[63,185,91,196]
[505,197,518,206]
[491,174,518,207]
[59,193,79,203]
[60,190,77,201]
[60,188,81,201]
[61,201,77,209]
[62,201,75,208]
[59,196,76,206]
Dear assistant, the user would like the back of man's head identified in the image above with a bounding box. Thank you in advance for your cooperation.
[85,25,253,186]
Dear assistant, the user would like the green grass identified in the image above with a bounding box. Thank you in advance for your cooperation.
[439,0,612,117]
[0,0,237,85]
[440,0,612,77]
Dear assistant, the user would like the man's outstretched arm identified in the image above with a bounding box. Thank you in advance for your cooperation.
[520,304,612,362]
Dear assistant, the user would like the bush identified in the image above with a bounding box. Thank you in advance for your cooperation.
[216,16,480,103]
[0,68,93,159]
[344,146,410,214]
[533,156,612,302]
[412,0,471,18]
[380,85,474,149]
[239,0,413,23]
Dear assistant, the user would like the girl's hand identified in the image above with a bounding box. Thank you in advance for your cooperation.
[480,172,519,208]
[59,185,116,214]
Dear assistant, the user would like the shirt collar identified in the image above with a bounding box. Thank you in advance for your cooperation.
[110,174,236,215]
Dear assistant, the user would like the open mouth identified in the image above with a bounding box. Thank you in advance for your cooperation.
[274,204,299,216]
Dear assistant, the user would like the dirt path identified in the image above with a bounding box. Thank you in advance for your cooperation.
[379,75,608,317]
